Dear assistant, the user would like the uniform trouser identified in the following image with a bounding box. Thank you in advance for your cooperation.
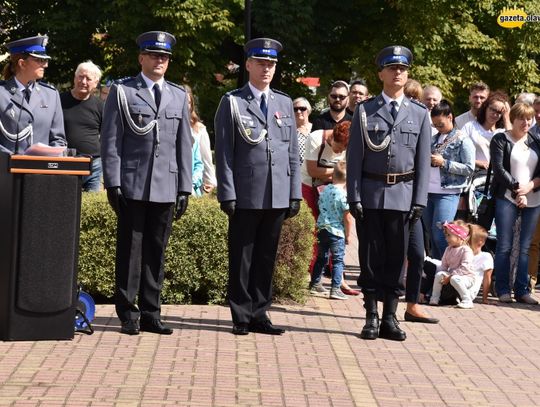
[357,209,409,298]
[115,199,175,322]
[228,208,287,325]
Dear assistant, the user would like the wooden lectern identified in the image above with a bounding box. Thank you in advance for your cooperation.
[0,153,91,341]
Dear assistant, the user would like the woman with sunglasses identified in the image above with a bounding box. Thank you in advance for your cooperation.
[292,97,312,164]
[490,103,540,304]
[461,91,511,172]
[423,100,475,259]
[0,35,66,154]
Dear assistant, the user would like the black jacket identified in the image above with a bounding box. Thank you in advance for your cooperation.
[489,130,540,199]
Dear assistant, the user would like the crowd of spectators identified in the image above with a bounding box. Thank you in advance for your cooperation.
[297,78,540,309]
[50,58,540,308]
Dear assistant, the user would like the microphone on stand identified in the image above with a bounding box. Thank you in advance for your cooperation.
[14,80,34,155]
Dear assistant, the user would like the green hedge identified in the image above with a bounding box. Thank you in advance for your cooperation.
[78,193,314,304]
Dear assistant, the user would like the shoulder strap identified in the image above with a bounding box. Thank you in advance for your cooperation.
[483,165,492,195]
[316,129,333,167]
[312,129,335,187]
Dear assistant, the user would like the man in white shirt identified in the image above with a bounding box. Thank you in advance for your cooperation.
[455,82,490,129]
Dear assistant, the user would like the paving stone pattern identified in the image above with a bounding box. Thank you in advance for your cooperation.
[2,236,540,406]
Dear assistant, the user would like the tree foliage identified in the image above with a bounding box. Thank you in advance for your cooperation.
[1,0,539,124]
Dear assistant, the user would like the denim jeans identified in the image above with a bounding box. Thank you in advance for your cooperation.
[494,197,540,298]
[423,193,460,259]
[310,229,345,289]
[82,157,102,192]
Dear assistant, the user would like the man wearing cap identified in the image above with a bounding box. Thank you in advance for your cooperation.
[347,45,431,341]
[0,35,66,154]
[215,38,301,336]
[101,31,192,336]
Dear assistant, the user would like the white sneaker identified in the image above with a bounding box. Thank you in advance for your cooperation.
[309,283,328,297]
[456,300,474,309]
[429,298,440,306]
[330,288,348,300]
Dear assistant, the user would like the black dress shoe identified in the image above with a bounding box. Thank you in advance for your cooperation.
[140,319,173,335]
[379,316,406,341]
[404,311,439,324]
[232,323,249,335]
[120,320,140,335]
[249,320,285,335]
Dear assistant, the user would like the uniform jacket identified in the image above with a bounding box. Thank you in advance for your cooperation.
[101,74,192,203]
[346,94,431,211]
[214,83,301,209]
[0,78,66,154]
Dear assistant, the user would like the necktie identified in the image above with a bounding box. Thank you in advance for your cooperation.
[260,93,268,118]
[23,88,31,103]
[390,101,398,120]
[153,83,161,109]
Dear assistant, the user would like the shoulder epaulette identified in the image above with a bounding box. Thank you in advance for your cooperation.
[37,81,56,90]
[114,76,133,85]
[360,96,376,104]
[272,88,290,98]
[410,98,428,109]
[225,88,242,97]
[166,81,185,92]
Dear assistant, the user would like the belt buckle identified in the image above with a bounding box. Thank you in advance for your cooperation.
[387,173,397,184]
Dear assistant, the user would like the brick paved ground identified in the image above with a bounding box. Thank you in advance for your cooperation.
[2,236,540,406]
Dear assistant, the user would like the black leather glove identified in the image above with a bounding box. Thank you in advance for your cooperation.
[174,193,189,220]
[285,200,301,219]
[220,200,236,217]
[106,187,126,216]
[407,205,423,229]
[349,202,363,221]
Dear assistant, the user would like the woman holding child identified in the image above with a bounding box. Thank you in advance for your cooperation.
[490,103,540,304]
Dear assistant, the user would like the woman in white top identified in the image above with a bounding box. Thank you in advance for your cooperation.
[490,103,540,304]
[461,91,511,171]
[185,85,217,195]
[293,97,312,164]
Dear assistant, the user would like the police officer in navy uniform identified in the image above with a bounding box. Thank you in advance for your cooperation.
[0,35,66,154]
[101,31,192,335]
[215,38,302,335]
[347,45,431,341]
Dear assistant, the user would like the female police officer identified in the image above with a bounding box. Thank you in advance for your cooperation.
[0,35,65,154]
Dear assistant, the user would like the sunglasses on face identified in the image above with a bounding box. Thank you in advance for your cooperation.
[294,106,308,112]
[329,94,347,101]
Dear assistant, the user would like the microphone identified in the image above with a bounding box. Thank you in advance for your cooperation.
[14,80,34,155]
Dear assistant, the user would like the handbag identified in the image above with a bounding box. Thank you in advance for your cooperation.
[476,165,495,231]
